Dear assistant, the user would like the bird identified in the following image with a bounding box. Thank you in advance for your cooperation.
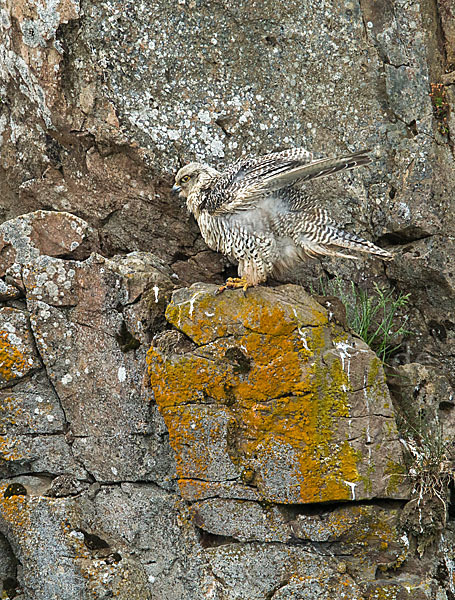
[172,148,392,291]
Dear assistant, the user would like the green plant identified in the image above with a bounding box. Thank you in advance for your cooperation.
[430,82,450,136]
[314,277,410,362]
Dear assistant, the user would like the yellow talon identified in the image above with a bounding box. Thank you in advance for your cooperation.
[216,277,250,295]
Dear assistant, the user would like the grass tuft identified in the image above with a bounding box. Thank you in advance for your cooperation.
[314,277,410,362]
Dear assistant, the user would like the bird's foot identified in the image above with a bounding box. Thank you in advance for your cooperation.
[216,277,250,295]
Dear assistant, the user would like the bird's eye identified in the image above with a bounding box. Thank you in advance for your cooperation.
[181,175,191,183]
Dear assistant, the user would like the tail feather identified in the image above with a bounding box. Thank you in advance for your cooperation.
[297,225,393,261]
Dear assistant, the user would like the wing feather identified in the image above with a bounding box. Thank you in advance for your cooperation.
[204,149,371,215]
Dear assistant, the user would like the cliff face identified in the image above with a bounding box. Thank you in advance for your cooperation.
[0,208,446,599]
[1,0,455,598]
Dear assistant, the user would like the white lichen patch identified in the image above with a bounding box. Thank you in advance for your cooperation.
[61,373,73,385]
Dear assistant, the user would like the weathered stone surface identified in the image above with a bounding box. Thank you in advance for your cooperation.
[0,478,153,600]
[191,499,409,570]
[0,372,65,434]
[0,211,98,279]
[148,283,410,504]
[84,484,219,600]
[206,543,362,599]
[20,251,176,486]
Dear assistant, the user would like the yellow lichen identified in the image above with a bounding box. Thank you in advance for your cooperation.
[0,331,30,382]
[385,460,407,495]
[147,287,405,504]
[148,289,369,503]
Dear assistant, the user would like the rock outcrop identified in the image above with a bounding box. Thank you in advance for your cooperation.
[149,284,409,506]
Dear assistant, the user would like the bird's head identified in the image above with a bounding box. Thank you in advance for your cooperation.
[172,162,219,215]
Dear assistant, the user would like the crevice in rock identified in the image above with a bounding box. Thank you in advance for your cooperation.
[55,18,84,101]
[429,0,449,69]
[265,579,290,600]
[79,530,110,550]
[3,576,21,599]
[115,320,141,352]
[448,480,455,521]
[179,475,241,485]
[97,479,176,493]
[223,347,251,374]
[376,229,433,246]
[0,532,20,599]
[0,430,67,438]
[215,118,232,138]
[437,557,455,600]
[99,208,122,228]
[76,529,122,563]
[221,261,239,283]
[280,498,407,518]
[195,526,239,549]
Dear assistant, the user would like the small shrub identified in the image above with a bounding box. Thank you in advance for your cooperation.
[400,419,454,554]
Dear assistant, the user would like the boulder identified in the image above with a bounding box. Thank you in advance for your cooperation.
[148,283,411,505]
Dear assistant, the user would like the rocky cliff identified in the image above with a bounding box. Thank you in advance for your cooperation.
[1,0,455,598]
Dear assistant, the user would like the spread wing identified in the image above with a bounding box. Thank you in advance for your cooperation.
[203,148,371,216]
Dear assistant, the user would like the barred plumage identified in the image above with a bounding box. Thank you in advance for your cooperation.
[173,148,392,288]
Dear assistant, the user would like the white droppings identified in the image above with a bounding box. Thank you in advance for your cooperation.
[152,285,159,303]
[117,366,126,382]
[47,414,55,422]
[111,466,118,476]
[344,480,358,500]
[297,327,309,351]
[400,533,409,548]
[176,290,205,325]
[335,340,354,381]
[363,374,371,445]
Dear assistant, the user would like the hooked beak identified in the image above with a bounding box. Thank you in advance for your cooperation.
[171,184,181,195]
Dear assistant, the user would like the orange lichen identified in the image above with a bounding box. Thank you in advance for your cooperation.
[165,288,328,345]
[147,288,369,504]
[0,331,30,382]
[0,483,31,536]
[0,435,25,461]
